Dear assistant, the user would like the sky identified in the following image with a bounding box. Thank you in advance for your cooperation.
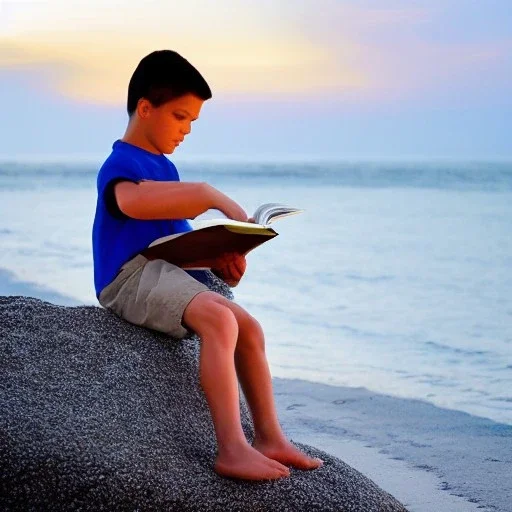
[0,0,511,161]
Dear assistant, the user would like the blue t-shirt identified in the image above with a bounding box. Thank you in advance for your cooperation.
[92,139,208,299]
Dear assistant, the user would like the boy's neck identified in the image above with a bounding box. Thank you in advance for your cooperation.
[121,125,162,156]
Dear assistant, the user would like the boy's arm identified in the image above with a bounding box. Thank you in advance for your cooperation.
[114,180,247,222]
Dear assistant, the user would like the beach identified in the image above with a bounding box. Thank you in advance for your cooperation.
[1,268,510,512]
[1,159,511,510]
[2,290,509,511]
[274,378,510,512]
[3,0,510,507]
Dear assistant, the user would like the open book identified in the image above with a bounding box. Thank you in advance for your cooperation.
[140,203,303,269]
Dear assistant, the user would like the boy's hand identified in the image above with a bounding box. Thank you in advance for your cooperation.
[211,252,247,287]
[206,184,248,222]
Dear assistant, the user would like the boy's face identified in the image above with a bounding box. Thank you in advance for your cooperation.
[138,93,204,155]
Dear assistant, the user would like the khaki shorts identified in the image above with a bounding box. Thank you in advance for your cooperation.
[98,254,210,339]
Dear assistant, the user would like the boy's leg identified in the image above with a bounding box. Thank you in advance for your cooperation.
[183,291,290,480]
[185,292,322,471]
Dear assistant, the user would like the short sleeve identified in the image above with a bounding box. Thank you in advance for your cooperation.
[104,178,137,220]
[97,162,142,220]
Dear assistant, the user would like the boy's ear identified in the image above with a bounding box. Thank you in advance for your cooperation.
[137,98,151,119]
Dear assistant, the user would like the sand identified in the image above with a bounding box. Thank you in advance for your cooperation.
[273,378,510,511]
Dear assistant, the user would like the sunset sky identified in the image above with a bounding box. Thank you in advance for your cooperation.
[0,0,511,160]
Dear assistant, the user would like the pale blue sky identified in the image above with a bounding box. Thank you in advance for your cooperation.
[0,0,510,160]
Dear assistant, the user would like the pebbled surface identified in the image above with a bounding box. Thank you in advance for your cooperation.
[1,282,408,511]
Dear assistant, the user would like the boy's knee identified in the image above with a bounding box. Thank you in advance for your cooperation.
[239,312,263,338]
[183,291,238,338]
[237,315,265,354]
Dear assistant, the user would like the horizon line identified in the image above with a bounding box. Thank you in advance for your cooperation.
[1,153,512,165]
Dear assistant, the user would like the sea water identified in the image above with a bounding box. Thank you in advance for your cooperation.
[1,158,511,426]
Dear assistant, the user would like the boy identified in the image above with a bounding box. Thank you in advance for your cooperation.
[92,50,322,481]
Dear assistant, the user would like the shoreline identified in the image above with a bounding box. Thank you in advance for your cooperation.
[273,377,511,512]
[293,434,491,511]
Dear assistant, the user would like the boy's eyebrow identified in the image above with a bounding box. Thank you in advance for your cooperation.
[176,109,198,121]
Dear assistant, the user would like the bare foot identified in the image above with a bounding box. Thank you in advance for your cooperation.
[252,437,324,470]
[215,442,291,480]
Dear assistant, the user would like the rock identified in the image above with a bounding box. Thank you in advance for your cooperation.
[0,288,408,511]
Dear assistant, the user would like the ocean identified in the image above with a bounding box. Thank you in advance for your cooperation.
[1,158,511,427]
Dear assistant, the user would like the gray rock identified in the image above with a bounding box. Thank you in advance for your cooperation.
[1,283,408,511]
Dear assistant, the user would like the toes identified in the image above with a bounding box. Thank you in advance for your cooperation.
[279,465,291,476]
[286,453,323,470]
[309,457,323,468]
[266,465,288,480]
[276,466,290,477]
[274,459,289,471]
[303,456,323,469]
[269,459,290,475]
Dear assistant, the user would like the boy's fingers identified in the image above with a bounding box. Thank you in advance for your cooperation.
[215,262,238,281]
[233,257,246,277]
[215,252,233,267]
[227,261,242,280]
[214,253,245,283]
[218,252,235,265]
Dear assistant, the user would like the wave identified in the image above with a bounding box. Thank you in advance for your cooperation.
[423,340,494,357]
[1,160,512,191]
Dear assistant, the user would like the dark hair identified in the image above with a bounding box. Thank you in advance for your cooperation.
[127,50,212,117]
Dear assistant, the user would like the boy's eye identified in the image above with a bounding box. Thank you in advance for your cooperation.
[174,114,186,121]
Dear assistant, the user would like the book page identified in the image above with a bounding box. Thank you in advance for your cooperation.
[192,218,267,230]
[253,203,304,225]
[191,204,303,228]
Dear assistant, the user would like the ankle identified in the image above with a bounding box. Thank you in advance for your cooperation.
[216,435,250,455]
[253,430,287,446]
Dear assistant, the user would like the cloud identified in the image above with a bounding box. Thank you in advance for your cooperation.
[0,0,372,107]
[1,0,510,110]
[280,1,511,106]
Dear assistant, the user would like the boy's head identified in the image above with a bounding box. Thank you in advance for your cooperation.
[125,50,212,155]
